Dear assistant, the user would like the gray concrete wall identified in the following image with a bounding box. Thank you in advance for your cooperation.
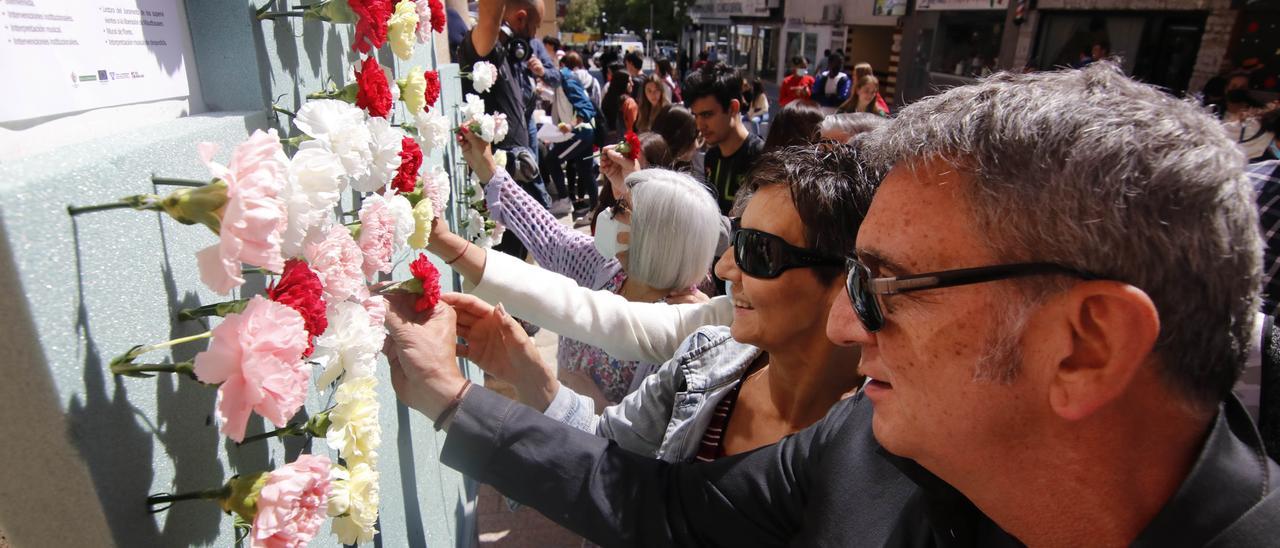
[0,2,480,546]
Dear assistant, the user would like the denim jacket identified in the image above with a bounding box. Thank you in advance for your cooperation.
[543,326,761,462]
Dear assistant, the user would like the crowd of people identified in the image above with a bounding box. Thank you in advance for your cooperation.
[428,0,1280,544]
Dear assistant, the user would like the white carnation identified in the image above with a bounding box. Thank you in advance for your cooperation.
[470,61,498,93]
[385,191,416,254]
[413,107,449,154]
[312,301,386,388]
[294,99,373,183]
[352,117,404,193]
[280,147,346,258]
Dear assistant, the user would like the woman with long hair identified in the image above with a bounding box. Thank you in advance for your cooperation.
[636,74,672,133]
[838,75,889,117]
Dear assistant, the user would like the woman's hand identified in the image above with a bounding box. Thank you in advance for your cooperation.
[444,292,559,411]
[457,127,497,182]
[599,145,638,200]
[383,293,468,420]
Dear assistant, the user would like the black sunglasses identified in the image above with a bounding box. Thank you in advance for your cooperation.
[730,218,844,279]
[846,257,1099,332]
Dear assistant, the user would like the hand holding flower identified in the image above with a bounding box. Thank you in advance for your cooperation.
[456,126,497,182]
[382,292,467,420]
[444,293,557,412]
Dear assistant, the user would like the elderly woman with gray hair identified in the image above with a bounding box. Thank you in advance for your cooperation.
[450,129,723,405]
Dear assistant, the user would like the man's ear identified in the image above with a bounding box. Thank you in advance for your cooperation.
[1047,282,1160,421]
[728,98,741,116]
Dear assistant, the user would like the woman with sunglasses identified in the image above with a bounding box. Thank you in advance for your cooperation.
[445,144,879,462]
[449,129,722,407]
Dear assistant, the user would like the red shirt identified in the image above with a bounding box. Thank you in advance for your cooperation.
[779,74,815,107]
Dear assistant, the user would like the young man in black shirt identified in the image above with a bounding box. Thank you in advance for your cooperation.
[686,67,764,215]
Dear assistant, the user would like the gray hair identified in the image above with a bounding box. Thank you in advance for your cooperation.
[868,62,1261,408]
[820,113,888,142]
[625,169,722,290]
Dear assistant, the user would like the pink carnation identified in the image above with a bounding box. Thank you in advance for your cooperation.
[193,296,310,443]
[305,225,366,302]
[357,196,396,279]
[252,454,332,548]
[196,129,289,295]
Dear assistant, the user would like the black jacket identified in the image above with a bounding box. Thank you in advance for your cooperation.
[443,385,1280,546]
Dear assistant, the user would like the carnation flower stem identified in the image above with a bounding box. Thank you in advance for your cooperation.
[146,485,231,511]
[67,201,135,215]
[238,410,331,445]
[256,10,306,20]
[110,360,197,379]
[150,176,208,188]
[140,331,213,353]
[178,299,250,321]
[271,104,297,119]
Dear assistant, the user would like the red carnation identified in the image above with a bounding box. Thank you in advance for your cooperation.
[355,56,393,118]
[408,253,441,313]
[428,0,445,33]
[423,70,441,111]
[348,0,393,54]
[267,259,328,356]
[392,137,423,194]
[621,131,642,161]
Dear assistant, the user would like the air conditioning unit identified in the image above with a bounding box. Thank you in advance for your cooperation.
[821,4,843,23]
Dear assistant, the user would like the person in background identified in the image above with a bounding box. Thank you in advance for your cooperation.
[455,0,553,260]
[839,75,889,117]
[539,50,599,221]
[779,56,814,107]
[624,50,648,103]
[455,128,722,407]
[811,52,851,112]
[746,78,770,137]
[692,50,709,72]
[815,49,832,73]
[656,57,682,103]
[852,62,890,113]
[563,51,601,111]
[761,100,824,151]
[651,105,700,176]
[601,66,639,146]
[636,74,672,133]
[687,66,764,215]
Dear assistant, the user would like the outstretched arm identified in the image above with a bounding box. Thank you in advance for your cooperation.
[473,251,733,363]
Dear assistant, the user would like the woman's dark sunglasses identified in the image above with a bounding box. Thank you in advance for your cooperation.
[730,218,844,279]
[845,257,1099,332]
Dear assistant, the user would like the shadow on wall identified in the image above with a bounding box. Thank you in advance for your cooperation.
[66,213,171,546]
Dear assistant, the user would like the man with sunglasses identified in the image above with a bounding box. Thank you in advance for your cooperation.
[384,63,1280,545]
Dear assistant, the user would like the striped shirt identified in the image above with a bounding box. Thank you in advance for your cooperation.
[694,381,744,462]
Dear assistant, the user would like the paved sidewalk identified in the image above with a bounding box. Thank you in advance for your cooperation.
[474,211,589,548]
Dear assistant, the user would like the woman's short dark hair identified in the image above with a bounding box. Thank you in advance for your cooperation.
[651,105,697,159]
[762,100,825,151]
[733,143,881,282]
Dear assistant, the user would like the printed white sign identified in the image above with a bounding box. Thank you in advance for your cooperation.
[0,0,190,122]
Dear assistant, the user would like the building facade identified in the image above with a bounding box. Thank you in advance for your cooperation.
[897,0,1276,105]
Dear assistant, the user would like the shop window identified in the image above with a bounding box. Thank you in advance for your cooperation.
[928,12,1005,78]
